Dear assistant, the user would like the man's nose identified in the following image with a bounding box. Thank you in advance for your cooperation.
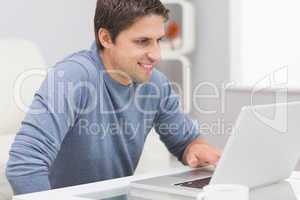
[147,44,161,63]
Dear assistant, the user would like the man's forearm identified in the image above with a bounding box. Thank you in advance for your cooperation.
[6,174,51,195]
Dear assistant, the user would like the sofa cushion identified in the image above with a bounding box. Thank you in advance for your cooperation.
[0,134,16,200]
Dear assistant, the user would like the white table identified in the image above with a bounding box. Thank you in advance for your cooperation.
[12,167,300,200]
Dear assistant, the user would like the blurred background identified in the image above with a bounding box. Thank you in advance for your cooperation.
[1,0,300,199]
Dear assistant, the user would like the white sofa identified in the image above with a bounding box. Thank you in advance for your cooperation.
[0,38,46,200]
[0,135,15,200]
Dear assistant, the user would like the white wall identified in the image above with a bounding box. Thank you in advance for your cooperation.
[0,0,96,66]
[188,0,231,145]
[190,0,230,84]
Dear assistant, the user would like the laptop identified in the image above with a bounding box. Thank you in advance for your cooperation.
[129,102,300,199]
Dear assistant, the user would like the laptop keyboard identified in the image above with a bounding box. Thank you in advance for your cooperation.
[174,177,211,189]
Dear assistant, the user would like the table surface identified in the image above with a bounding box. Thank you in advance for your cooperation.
[12,167,300,200]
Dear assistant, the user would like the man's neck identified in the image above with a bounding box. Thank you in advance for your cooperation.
[99,50,132,86]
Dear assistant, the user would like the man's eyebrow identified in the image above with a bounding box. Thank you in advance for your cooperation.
[133,35,165,41]
[133,37,150,40]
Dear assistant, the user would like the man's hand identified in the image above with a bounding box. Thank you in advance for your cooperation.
[182,138,222,168]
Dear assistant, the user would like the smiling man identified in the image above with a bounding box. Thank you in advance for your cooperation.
[6,0,221,195]
[99,14,164,84]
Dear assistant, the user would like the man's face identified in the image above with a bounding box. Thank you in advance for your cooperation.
[105,15,166,84]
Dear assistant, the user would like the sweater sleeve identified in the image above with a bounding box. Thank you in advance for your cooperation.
[5,61,90,195]
[154,75,200,162]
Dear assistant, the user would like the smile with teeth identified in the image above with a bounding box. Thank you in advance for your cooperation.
[138,63,153,73]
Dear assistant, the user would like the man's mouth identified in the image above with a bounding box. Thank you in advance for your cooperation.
[138,62,153,74]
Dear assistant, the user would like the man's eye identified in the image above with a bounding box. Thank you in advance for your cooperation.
[157,38,165,43]
[135,39,150,46]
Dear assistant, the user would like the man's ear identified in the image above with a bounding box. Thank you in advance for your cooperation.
[98,28,114,49]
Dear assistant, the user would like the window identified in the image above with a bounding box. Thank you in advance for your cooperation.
[230,0,300,88]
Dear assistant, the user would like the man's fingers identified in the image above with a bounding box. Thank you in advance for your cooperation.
[207,145,222,157]
[184,140,223,168]
[186,154,199,168]
[188,153,214,168]
[194,147,221,166]
[213,148,222,157]
[206,153,220,166]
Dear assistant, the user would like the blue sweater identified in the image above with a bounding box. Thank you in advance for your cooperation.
[6,43,199,195]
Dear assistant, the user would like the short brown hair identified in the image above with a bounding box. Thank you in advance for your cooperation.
[94,0,169,50]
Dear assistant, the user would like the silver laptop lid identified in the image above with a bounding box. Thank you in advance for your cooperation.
[211,102,300,188]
